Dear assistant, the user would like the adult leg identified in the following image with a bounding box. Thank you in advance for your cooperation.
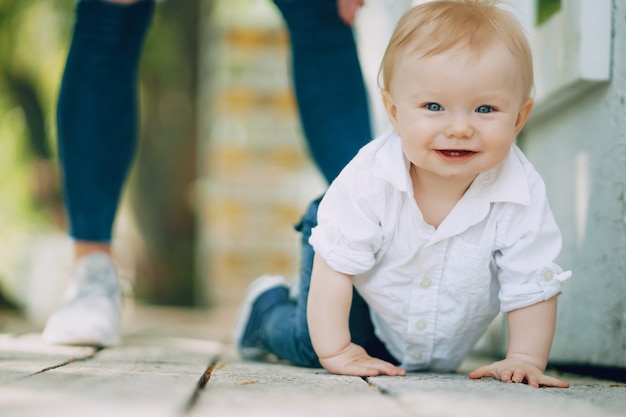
[43,0,154,346]
[58,0,154,253]
[272,0,372,183]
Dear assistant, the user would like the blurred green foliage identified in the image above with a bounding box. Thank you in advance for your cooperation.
[0,0,200,306]
[536,0,561,26]
[0,0,74,307]
[0,0,73,234]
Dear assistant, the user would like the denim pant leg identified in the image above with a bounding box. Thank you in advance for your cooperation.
[57,0,154,242]
[272,0,371,183]
[260,197,322,368]
[261,197,397,367]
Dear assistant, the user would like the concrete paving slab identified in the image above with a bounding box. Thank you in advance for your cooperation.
[0,333,97,383]
[1,307,625,417]
[0,334,219,417]
[191,360,413,417]
[368,372,626,417]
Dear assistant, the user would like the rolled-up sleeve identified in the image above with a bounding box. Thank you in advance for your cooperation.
[498,264,571,312]
[495,176,572,312]
[309,179,383,276]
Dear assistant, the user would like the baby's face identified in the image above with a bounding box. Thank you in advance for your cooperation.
[383,40,533,184]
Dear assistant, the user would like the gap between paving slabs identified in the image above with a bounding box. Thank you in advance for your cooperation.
[182,356,404,415]
[0,332,103,385]
[7,338,623,415]
[188,359,625,417]
[18,347,103,381]
[3,334,399,416]
[0,343,225,416]
[182,355,221,413]
[362,376,396,396]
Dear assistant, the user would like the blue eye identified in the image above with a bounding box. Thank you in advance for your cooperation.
[425,103,442,111]
[476,105,493,113]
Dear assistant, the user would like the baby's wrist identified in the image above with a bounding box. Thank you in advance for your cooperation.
[315,341,354,361]
[505,352,546,370]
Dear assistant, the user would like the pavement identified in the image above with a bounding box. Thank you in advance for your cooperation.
[1,305,625,417]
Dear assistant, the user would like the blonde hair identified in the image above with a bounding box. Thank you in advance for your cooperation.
[378,0,533,97]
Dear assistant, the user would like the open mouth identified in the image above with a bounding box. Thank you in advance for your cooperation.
[436,149,476,158]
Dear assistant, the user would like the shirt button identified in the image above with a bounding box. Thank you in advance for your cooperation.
[543,270,555,282]
[416,320,427,331]
[412,352,423,360]
[419,278,432,289]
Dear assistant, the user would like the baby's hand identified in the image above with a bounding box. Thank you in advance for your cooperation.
[468,358,569,388]
[319,342,405,377]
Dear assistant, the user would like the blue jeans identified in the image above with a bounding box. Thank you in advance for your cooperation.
[59,0,371,241]
[57,0,155,242]
[272,0,372,183]
[259,197,398,368]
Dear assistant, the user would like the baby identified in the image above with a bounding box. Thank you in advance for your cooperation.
[234,0,571,388]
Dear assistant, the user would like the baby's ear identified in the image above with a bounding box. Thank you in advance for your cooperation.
[514,97,534,135]
[381,89,399,132]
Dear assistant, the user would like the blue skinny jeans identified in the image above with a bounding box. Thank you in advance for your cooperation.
[57,0,154,242]
[58,0,371,242]
[272,0,372,183]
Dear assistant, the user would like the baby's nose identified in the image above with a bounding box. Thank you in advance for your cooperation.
[444,116,474,139]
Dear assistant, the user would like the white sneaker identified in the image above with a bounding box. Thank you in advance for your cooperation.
[42,252,121,347]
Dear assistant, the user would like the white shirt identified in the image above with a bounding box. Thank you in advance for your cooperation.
[309,130,571,372]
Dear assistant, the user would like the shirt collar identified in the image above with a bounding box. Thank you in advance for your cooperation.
[431,147,531,243]
[466,145,530,206]
[372,131,531,243]
[373,130,412,192]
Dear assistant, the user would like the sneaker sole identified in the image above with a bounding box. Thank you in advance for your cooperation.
[42,333,120,348]
[42,317,121,347]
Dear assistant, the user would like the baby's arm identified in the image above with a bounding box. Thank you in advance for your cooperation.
[307,254,405,377]
[468,296,569,388]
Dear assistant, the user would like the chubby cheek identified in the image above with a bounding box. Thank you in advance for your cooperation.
[482,122,517,147]
[494,130,517,152]
[395,113,435,140]
[400,134,430,165]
